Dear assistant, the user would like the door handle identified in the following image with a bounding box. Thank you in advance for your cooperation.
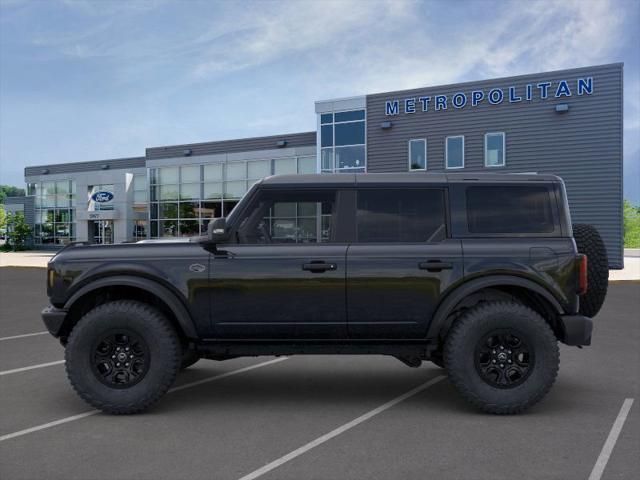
[418,261,453,272]
[302,262,337,273]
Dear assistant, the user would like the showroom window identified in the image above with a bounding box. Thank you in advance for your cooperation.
[446,136,464,169]
[132,174,147,204]
[485,132,505,167]
[33,179,76,245]
[149,156,316,237]
[320,110,366,173]
[408,139,427,171]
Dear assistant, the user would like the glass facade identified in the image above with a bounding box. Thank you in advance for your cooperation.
[132,174,148,240]
[149,156,315,238]
[320,110,366,173]
[32,180,76,245]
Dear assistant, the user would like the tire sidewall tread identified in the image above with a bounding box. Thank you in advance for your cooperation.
[65,300,181,414]
[444,301,559,415]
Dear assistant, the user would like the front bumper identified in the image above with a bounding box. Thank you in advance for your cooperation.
[42,305,68,337]
[559,314,593,346]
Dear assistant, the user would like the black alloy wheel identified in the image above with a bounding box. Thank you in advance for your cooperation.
[474,330,533,388]
[91,330,150,388]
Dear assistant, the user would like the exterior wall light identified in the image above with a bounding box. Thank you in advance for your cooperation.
[101,164,110,170]
[276,140,288,148]
[555,104,569,113]
[381,121,393,129]
[183,148,192,156]
[41,169,49,174]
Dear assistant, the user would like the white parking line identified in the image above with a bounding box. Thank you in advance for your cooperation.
[238,375,446,480]
[588,398,635,480]
[0,357,288,443]
[0,360,65,376]
[0,331,49,341]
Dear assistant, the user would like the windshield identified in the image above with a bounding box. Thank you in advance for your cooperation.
[225,181,259,225]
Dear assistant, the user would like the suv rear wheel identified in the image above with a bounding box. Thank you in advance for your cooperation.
[65,300,181,414]
[444,301,559,414]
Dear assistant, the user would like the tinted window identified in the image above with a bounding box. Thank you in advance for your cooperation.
[446,136,464,169]
[409,139,426,170]
[357,189,446,243]
[237,190,336,244]
[466,186,555,233]
[335,122,365,146]
[335,110,365,122]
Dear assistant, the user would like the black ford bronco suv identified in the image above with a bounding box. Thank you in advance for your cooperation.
[42,173,609,415]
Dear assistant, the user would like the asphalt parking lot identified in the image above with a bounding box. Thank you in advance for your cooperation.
[0,267,638,480]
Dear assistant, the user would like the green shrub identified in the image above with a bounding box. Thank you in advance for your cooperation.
[623,199,640,248]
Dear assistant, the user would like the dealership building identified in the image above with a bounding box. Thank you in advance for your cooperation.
[13,63,623,267]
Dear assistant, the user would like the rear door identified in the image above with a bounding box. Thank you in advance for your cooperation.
[346,187,463,338]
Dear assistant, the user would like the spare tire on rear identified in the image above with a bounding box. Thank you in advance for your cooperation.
[573,223,609,317]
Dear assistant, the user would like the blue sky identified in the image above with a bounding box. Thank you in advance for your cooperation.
[1,0,639,202]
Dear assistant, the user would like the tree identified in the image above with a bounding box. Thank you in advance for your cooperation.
[6,211,32,250]
[0,185,26,204]
[623,199,640,248]
[0,205,6,231]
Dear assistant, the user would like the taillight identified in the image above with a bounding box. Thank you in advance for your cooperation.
[578,254,588,295]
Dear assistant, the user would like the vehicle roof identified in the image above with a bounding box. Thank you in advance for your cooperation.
[259,172,562,187]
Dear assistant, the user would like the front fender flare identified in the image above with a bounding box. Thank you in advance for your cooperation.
[426,275,564,341]
[64,275,198,339]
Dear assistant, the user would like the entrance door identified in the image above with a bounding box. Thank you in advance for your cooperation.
[91,220,114,244]
[346,188,464,338]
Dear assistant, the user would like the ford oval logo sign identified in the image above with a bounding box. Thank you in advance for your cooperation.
[91,191,114,203]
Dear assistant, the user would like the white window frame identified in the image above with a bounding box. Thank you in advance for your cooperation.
[445,135,465,169]
[318,108,367,173]
[408,138,427,171]
[484,132,506,167]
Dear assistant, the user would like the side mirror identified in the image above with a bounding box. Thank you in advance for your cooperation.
[207,217,230,244]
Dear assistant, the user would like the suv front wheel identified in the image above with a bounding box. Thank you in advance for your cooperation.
[444,301,559,414]
[65,300,182,414]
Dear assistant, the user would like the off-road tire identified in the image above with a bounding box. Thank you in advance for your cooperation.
[180,349,200,370]
[444,301,559,414]
[573,223,609,318]
[65,300,181,414]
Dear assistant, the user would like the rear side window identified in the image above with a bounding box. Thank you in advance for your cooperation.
[356,189,446,243]
[466,186,555,234]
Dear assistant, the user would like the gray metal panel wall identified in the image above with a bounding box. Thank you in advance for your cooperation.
[24,157,145,177]
[366,63,623,268]
[5,196,35,246]
[146,132,317,159]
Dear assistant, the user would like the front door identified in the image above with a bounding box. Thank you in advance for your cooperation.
[346,188,464,338]
[210,188,348,339]
[91,220,114,244]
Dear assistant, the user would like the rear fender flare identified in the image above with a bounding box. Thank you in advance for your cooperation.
[426,275,564,341]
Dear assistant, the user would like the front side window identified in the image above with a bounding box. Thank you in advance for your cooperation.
[236,190,336,244]
[466,186,554,234]
[356,189,446,243]
[320,109,366,173]
[485,132,505,167]
[446,136,464,169]
[409,139,427,170]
